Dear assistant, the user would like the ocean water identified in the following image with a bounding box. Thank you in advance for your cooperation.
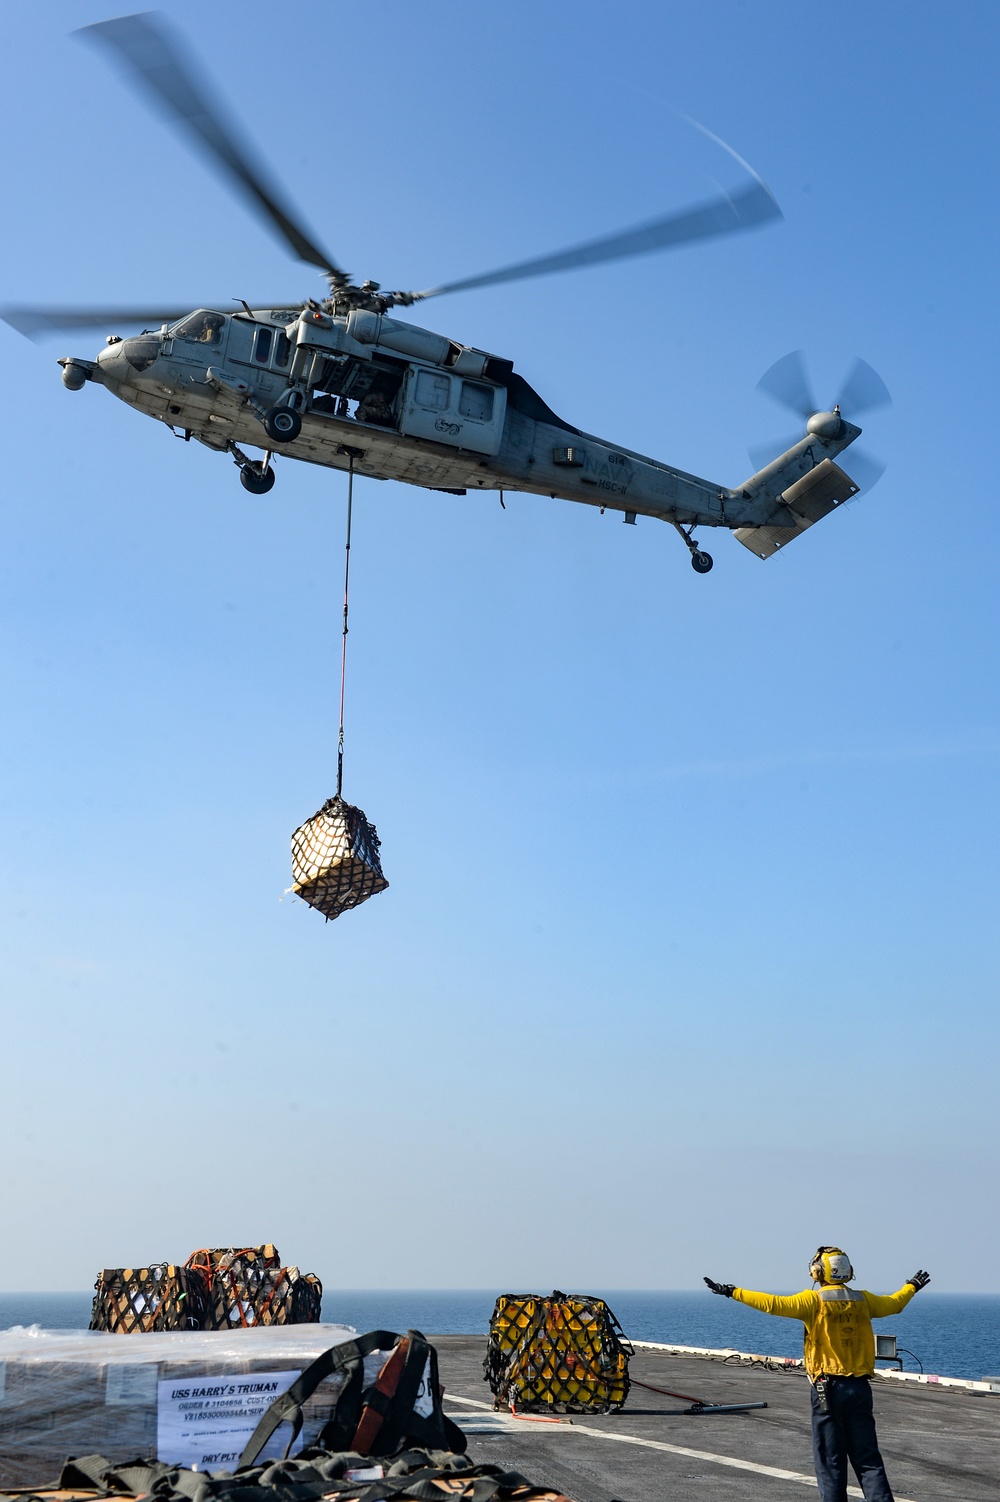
[2,1290,998,1383]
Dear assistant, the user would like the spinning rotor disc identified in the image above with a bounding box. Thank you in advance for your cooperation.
[2,12,782,338]
[750,350,893,492]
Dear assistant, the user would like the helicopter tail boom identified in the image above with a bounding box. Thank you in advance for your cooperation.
[729,421,861,559]
[733,457,860,558]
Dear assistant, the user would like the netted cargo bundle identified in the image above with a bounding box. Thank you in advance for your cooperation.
[484,1290,633,1413]
[290,796,388,921]
[186,1245,323,1328]
[90,1264,211,1334]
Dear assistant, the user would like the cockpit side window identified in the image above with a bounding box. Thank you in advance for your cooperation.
[253,326,273,364]
[173,310,226,344]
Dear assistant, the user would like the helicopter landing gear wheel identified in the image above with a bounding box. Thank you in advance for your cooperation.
[672,520,713,575]
[263,405,301,443]
[240,461,275,495]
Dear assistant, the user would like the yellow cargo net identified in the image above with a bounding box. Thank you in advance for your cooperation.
[485,1291,633,1413]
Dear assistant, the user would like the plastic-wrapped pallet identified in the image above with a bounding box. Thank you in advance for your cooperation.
[0,1324,358,1487]
[290,796,388,921]
[185,1247,322,1329]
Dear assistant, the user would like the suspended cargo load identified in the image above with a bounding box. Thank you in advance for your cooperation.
[290,795,388,921]
[186,1245,322,1328]
[484,1291,633,1413]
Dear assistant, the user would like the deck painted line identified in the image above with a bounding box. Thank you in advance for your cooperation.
[444,1394,919,1502]
[456,1417,568,1436]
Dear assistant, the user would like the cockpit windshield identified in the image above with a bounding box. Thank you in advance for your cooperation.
[172,310,226,344]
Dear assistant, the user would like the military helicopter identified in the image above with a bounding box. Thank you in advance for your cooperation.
[3,13,889,573]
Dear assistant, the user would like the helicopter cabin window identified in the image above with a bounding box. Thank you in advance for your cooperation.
[273,329,291,368]
[414,370,451,410]
[173,309,225,345]
[400,365,506,455]
[459,381,494,422]
[253,326,273,364]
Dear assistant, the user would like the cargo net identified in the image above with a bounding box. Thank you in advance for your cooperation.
[484,1291,633,1413]
[186,1245,323,1329]
[90,1265,211,1334]
[290,796,388,921]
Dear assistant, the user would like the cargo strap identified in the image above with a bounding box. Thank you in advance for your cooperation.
[58,1456,205,1499]
[236,1330,465,1469]
[58,1451,547,1502]
[349,1337,411,1453]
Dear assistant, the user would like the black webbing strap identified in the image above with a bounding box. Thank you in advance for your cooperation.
[57,1458,209,1500]
[236,1333,400,1472]
[374,1474,502,1501]
[364,1334,428,1455]
[59,1453,533,1502]
[377,1338,465,1456]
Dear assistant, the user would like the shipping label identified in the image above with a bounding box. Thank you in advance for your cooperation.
[157,1368,302,1470]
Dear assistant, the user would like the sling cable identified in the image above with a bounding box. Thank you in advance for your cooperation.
[287,452,389,921]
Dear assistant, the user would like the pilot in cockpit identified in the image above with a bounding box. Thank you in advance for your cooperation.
[176,310,224,344]
[196,312,225,343]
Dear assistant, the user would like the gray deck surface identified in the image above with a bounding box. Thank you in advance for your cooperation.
[434,1336,1000,1502]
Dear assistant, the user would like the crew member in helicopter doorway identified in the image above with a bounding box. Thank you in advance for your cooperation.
[704,1247,930,1502]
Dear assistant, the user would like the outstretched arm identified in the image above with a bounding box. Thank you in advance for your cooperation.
[732,1287,817,1319]
[704,1276,815,1320]
[865,1271,929,1319]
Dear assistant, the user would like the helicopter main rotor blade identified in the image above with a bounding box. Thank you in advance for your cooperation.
[756,350,817,419]
[408,178,781,301]
[0,305,194,339]
[0,302,300,340]
[838,357,892,417]
[77,13,345,284]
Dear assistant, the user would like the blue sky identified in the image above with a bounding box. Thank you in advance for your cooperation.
[0,0,997,1294]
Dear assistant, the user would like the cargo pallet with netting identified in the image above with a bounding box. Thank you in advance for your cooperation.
[90,1265,211,1334]
[290,796,388,921]
[186,1245,322,1328]
[90,1245,322,1333]
[484,1291,633,1413]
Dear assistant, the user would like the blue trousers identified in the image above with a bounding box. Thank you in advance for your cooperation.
[810,1376,895,1502]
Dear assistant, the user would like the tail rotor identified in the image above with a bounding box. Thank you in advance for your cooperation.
[749,350,891,490]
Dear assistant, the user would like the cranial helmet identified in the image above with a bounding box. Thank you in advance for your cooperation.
[810,1246,854,1285]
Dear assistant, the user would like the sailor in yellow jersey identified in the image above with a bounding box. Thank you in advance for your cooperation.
[704,1247,930,1502]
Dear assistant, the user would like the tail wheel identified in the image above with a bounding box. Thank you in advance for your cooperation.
[263,406,302,443]
[691,550,714,574]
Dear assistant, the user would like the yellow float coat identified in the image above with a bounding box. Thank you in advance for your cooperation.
[732,1284,916,1378]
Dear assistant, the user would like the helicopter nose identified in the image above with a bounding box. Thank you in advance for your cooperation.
[97,337,130,378]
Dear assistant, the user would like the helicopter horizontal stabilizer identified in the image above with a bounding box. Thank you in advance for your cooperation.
[733,459,860,559]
